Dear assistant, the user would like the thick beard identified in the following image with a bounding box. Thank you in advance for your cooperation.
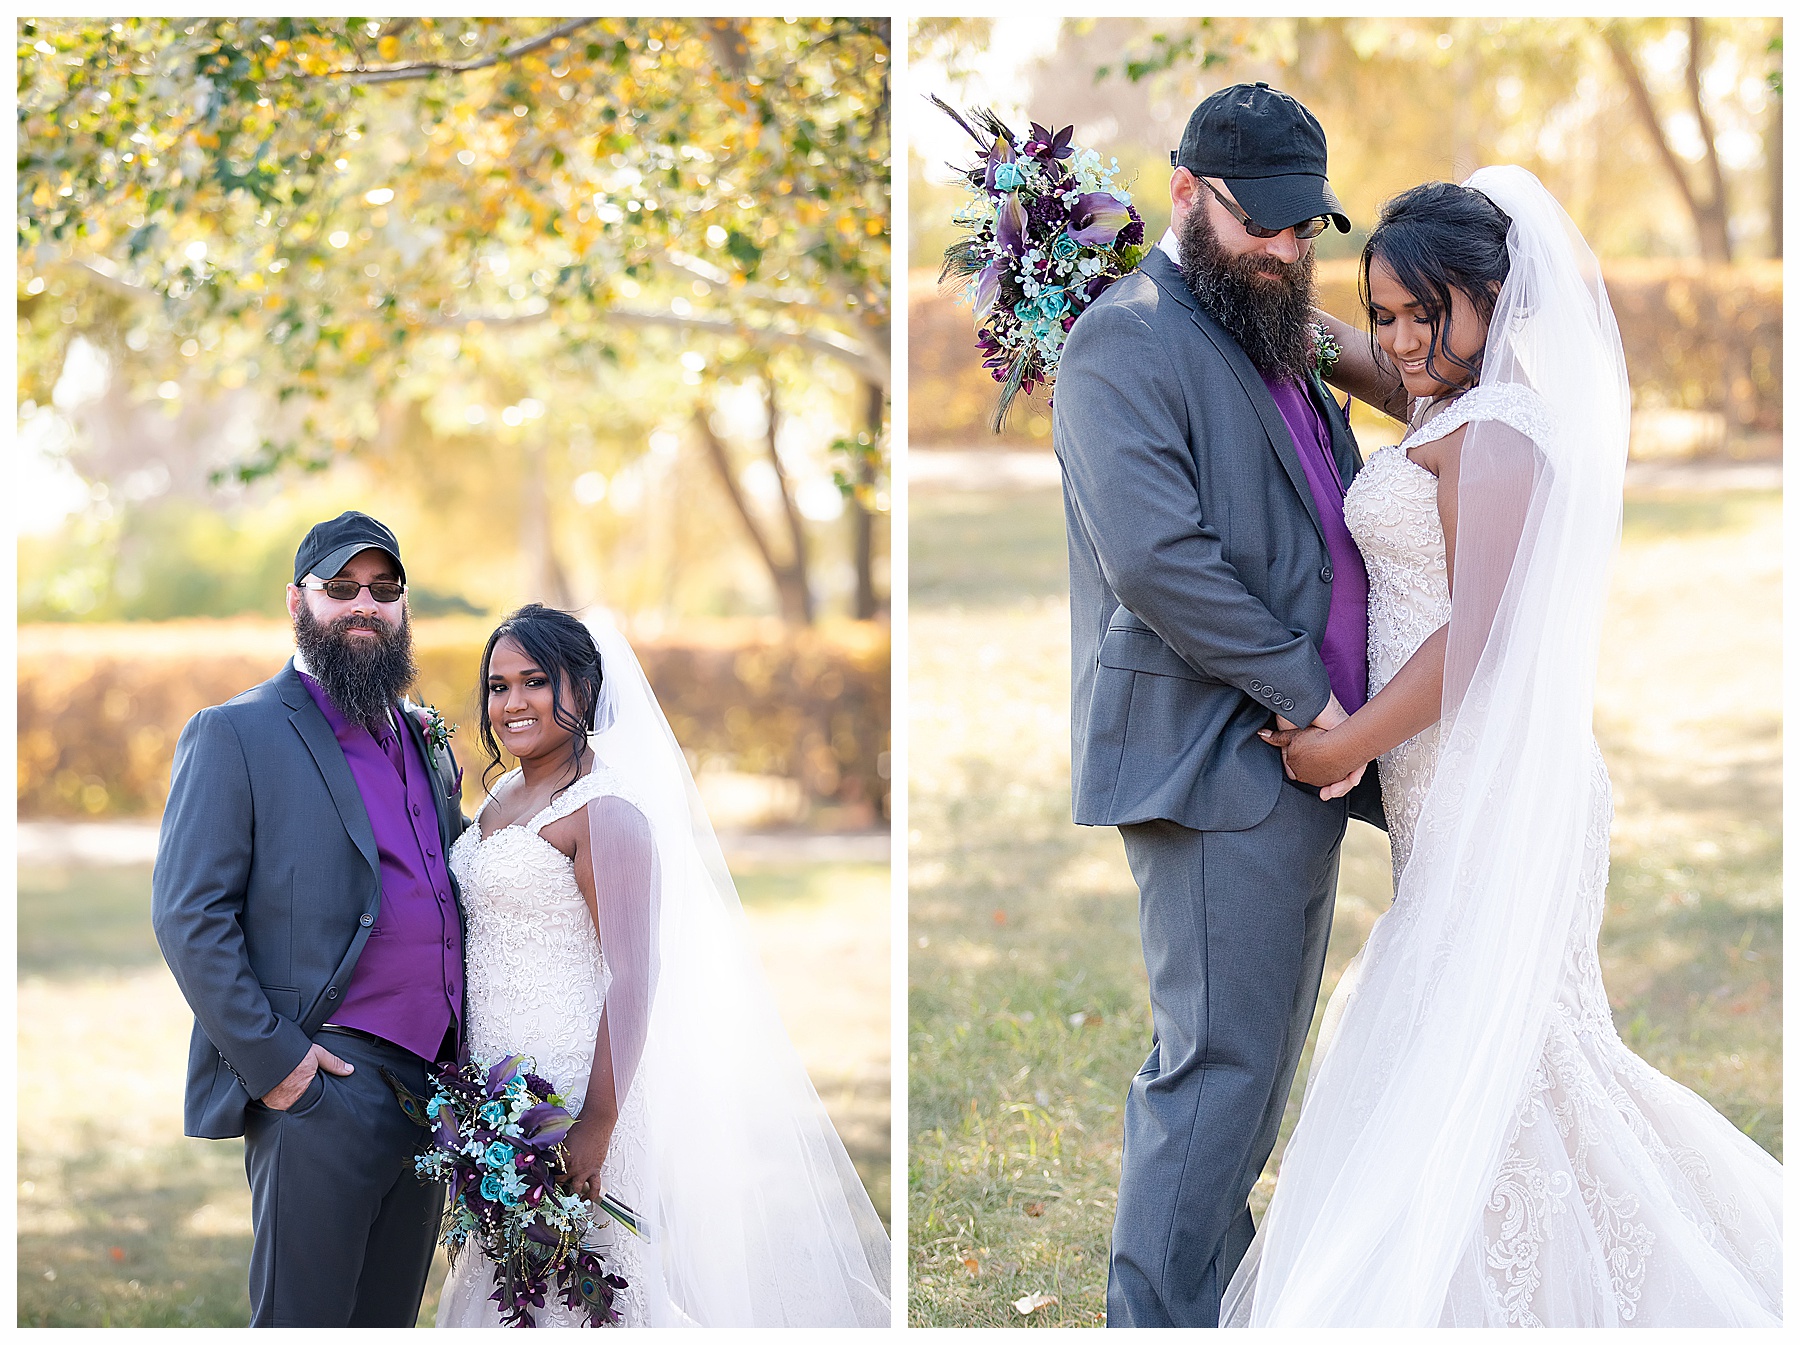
[294,601,418,729]
[1178,204,1318,381]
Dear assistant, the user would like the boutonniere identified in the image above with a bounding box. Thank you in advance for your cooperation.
[1309,320,1341,380]
[404,698,463,799]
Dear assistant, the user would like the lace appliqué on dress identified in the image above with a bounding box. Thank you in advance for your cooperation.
[1346,388,1777,1327]
[437,764,653,1328]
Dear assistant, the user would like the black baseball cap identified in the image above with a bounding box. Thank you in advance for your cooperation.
[293,510,406,585]
[1173,82,1350,234]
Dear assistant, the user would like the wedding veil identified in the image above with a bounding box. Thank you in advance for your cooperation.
[1224,166,1632,1323]
[578,614,892,1326]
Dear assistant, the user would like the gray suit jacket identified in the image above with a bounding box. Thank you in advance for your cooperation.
[1054,247,1385,833]
[151,661,469,1138]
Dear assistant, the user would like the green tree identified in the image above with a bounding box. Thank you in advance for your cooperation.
[20,16,891,621]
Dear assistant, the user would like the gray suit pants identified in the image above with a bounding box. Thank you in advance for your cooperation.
[1107,781,1347,1327]
[242,1030,443,1327]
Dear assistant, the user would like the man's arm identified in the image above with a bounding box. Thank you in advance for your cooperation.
[150,708,314,1101]
[1058,301,1334,726]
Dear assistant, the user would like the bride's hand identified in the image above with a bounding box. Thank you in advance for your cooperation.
[562,1114,613,1203]
[1260,724,1368,797]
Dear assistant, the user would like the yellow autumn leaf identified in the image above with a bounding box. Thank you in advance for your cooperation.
[377,35,399,61]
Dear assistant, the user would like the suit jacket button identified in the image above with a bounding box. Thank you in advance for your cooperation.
[326,987,339,1000]
[1321,564,1334,582]
[360,913,374,927]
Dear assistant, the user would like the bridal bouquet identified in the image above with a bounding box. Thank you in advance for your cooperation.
[933,96,1148,430]
[395,1054,631,1327]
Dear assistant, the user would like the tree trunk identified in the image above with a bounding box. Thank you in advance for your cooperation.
[692,402,813,626]
[1604,22,1733,263]
[760,368,815,624]
[521,436,572,606]
[1767,82,1782,259]
[1683,19,1735,263]
[851,377,883,619]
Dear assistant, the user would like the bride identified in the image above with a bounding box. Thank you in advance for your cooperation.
[1228,168,1781,1325]
[435,604,891,1327]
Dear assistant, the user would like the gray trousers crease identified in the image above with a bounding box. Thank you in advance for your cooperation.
[242,1032,444,1327]
[1106,782,1347,1328]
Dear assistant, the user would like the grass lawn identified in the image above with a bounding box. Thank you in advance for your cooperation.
[18,854,888,1327]
[906,481,1781,1327]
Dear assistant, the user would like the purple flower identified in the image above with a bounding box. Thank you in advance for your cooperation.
[1067,193,1132,246]
[973,262,1001,319]
[1026,121,1075,162]
[995,193,1028,256]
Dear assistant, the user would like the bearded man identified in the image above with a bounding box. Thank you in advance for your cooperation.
[1051,83,1386,1326]
[152,510,467,1326]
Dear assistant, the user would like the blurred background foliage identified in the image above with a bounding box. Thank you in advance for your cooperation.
[20,15,889,624]
[909,16,1781,454]
[18,16,892,822]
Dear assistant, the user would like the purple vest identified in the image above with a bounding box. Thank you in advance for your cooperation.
[1262,375,1371,714]
[299,673,461,1060]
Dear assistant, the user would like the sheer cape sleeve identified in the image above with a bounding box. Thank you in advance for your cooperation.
[583,793,659,1110]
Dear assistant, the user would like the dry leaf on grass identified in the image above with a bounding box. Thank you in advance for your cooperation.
[1023,1201,1045,1217]
[961,1255,980,1276]
[1015,1292,1059,1314]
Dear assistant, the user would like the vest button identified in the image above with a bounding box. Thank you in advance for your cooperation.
[326,987,339,1000]
[1321,564,1334,582]
[359,913,374,927]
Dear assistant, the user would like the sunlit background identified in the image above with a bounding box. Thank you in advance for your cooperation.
[906,17,1780,1327]
[17,17,891,1324]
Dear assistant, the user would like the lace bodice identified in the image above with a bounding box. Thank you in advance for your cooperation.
[1343,418,1449,878]
[437,763,653,1327]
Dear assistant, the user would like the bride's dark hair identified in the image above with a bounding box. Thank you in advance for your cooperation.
[1360,180,1512,391]
[477,603,604,792]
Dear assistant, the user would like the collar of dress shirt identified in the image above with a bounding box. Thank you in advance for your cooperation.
[1157,225,1181,267]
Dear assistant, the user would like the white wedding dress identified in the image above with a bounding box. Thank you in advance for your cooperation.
[1223,385,1781,1325]
[437,764,657,1328]
[431,617,891,1329]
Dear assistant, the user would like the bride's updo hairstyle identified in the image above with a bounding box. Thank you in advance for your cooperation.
[1360,180,1513,391]
[477,603,604,792]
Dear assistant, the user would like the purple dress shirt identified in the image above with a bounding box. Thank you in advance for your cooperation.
[299,673,461,1060]
[1262,375,1371,713]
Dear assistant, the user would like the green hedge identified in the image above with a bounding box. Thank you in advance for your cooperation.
[18,618,890,823]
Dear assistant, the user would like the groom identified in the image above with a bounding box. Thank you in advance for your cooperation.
[1053,83,1384,1326]
[152,510,467,1326]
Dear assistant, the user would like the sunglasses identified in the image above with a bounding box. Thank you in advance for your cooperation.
[1198,176,1330,241]
[302,578,407,603]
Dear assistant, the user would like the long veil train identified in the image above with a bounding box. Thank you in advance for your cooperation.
[579,613,891,1326]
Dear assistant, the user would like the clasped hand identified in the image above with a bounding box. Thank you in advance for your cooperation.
[1259,720,1368,801]
[561,1113,612,1204]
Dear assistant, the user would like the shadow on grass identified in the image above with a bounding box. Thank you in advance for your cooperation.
[21,865,166,978]
[19,1137,251,1327]
[910,487,1069,610]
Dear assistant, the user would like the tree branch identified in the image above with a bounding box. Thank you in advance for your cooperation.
[693,403,783,585]
[1602,23,1714,259]
[761,365,813,621]
[1685,18,1734,262]
[315,18,600,85]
